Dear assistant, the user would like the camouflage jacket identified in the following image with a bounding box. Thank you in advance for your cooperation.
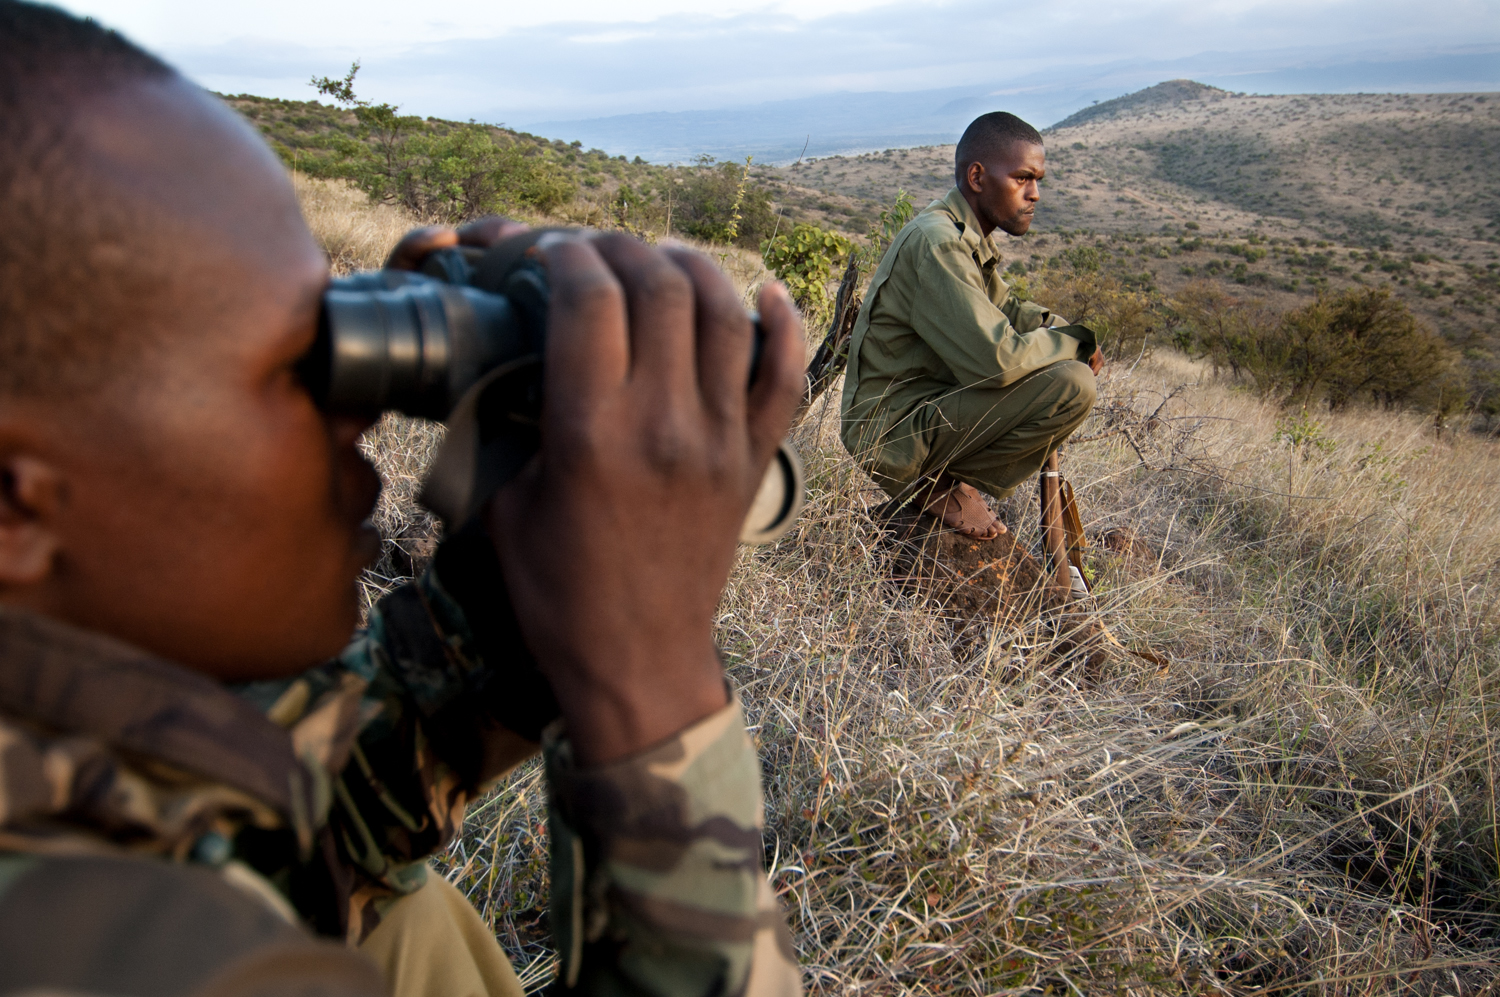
[0,530,799,996]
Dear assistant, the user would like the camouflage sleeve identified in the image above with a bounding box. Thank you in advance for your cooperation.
[544,697,802,997]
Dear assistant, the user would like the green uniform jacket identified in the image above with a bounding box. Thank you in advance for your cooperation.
[841,186,1096,476]
[0,527,798,997]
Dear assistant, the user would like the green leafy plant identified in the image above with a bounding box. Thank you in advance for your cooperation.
[1273,409,1337,460]
[866,189,914,261]
[1029,251,1156,361]
[760,223,854,311]
[1273,409,1337,517]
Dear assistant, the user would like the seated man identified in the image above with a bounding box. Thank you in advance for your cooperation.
[0,4,803,995]
[841,112,1104,539]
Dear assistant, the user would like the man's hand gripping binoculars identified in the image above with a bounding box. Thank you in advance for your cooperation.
[300,227,804,543]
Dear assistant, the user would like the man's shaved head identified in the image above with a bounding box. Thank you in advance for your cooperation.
[0,0,371,677]
[954,112,1043,186]
[0,1,178,400]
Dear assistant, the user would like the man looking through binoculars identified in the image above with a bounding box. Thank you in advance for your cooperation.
[0,3,803,995]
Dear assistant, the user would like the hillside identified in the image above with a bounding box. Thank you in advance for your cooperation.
[223,92,884,247]
[225,83,1500,419]
[299,182,1500,994]
[763,81,1500,253]
[755,82,1500,414]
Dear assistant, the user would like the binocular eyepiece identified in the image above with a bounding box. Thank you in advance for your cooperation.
[302,230,804,544]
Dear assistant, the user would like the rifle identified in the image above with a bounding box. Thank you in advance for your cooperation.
[796,256,862,421]
[1039,451,1089,601]
[1038,450,1168,669]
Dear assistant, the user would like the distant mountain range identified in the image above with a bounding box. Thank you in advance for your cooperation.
[517,48,1500,163]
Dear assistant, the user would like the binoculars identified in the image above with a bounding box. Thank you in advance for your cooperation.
[300,230,804,543]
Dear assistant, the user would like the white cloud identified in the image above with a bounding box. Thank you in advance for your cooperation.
[57,0,937,46]
[56,0,1500,125]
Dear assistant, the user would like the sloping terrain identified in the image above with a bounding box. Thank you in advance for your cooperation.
[755,81,1500,388]
[762,81,1500,254]
[225,83,1500,410]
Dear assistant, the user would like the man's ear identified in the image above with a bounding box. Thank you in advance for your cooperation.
[0,453,65,586]
[965,161,986,193]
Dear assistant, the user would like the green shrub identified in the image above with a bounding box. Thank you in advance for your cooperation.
[760,223,854,310]
[1029,253,1155,361]
[1171,280,1277,380]
[673,158,775,248]
[866,189,915,261]
[1174,283,1458,411]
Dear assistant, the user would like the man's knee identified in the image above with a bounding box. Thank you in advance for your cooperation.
[1054,360,1097,421]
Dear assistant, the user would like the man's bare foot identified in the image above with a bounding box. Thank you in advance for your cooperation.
[924,482,1006,540]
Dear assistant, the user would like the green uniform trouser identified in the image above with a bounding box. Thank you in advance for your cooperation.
[856,360,1096,501]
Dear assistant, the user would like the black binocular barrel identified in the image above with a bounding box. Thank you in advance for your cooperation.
[314,273,528,421]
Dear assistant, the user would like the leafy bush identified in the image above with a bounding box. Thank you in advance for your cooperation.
[1276,287,1455,409]
[1171,280,1277,380]
[760,223,854,310]
[1173,283,1459,410]
[1028,254,1155,361]
[866,189,915,261]
[672,158,775,248]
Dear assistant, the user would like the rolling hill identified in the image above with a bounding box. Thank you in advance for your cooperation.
[754,81,1500,399]
[764,81,1500,253]
[224,80,1500,415]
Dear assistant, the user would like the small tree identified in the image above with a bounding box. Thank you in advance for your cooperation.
[312,63,425,210]
[1264,288,1454,410]
[1171,280,1276,381]
[1029,253,1155,362]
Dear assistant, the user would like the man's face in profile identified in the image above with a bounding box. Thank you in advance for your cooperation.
[1,76,382,679]
[966,141,1046,237]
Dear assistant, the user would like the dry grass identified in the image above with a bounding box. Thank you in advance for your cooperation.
[308,180,1500,995]
[292,173,424,275]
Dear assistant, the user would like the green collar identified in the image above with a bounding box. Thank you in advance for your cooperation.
[937,186,999,269]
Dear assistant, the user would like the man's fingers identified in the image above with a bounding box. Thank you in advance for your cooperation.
[661,246,753,422]
[385,225,457,271]
[747,282,806,461]
[538,236,630,415]
[590,234,696,396]
[458,216,530,248]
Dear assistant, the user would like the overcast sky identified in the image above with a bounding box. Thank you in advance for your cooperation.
[59,0,1500,126]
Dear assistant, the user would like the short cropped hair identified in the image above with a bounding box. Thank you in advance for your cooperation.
[953,112,1044,186]
[0,1,175,400]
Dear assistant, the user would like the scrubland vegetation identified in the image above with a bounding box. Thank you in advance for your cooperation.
[298,170,1500,993]
[255,74,1500,423]
[283,68,1500,991]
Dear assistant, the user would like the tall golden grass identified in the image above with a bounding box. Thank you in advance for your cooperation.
[303,177,1500,995]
